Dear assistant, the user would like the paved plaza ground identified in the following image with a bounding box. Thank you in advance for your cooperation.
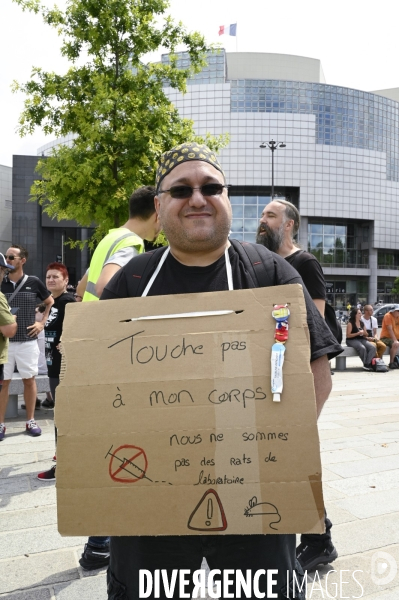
[0,357,398,599]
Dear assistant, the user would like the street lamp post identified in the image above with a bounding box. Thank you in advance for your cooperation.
[259,139,286,199]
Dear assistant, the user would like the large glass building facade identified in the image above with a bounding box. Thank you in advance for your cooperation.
[161,50,399,306]
[230,80,399,182]
[36,50,399,305]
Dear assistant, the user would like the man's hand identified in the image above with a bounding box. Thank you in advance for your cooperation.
[27,321,44,337]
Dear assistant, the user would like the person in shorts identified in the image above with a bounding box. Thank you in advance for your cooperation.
[0,254,17,415]
[0,244,53,439]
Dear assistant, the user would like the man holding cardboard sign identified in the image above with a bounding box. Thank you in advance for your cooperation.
[88,143,342,599]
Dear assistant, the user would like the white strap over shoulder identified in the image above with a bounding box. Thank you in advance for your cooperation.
[141,247,170,297]
[141,245,234,296]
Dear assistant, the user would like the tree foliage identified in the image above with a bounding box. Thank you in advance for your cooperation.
[391,277,399,295]
[13,0,227,243]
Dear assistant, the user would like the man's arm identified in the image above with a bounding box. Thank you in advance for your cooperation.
[76,271,88,300]
[0,318,17,338]
[370,316,378,338]
[95,264,121,298]
[27,295,54,337]
[95,247,140,297]
[311,355,332,418]
[313,298,325,317]
[387,324,397,342]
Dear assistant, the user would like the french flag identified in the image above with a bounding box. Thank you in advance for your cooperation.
[218,23,237,36]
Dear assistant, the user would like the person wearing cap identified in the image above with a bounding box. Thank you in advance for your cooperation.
[100,142,342,599]
[380,305,399,369]
[0,254,18,403]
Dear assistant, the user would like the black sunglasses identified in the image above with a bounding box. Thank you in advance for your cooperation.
[158,183,230,199]
[4,255,20,260]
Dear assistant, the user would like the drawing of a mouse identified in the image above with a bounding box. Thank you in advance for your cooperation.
[244,496,281,530]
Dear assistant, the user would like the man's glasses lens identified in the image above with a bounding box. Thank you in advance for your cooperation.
[4,255,17,260]
[169,184,226,199]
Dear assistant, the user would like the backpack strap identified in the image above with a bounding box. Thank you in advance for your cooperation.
[229,239,276,288]
[127,246,169,297]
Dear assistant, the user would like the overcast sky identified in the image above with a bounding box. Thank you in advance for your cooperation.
[1,0,398,167]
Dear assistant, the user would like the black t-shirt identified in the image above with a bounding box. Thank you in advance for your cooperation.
[285,250,326,300]
[44,292,75,378]
[1,275,51,342]
[102,245,341,362]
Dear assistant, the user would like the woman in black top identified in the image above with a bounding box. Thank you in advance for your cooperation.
[346,308,376,370]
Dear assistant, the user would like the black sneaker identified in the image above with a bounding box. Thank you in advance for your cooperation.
[296,542,338,571]
[21,398,41,410]
[389,362,399,369]
[79,543,110,571]
[42,398,55,409]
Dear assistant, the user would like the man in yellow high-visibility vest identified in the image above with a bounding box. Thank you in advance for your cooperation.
[82,186,160,302]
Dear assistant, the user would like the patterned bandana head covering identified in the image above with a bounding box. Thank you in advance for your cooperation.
[156,142,224,191]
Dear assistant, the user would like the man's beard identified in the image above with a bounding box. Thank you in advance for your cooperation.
[256,223,285,253]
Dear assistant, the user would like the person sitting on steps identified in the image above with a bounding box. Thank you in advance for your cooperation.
[346,308,376,371]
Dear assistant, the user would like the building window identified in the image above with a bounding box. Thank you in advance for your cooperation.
[229,188,299,242]
[230,79,399,182]
[378,251,399,269]
[308,222,369,268]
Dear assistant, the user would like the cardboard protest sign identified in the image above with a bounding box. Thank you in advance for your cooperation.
[56,284,325,535]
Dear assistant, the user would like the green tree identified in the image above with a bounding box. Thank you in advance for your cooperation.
[391,277,399,295]
[13,0,227,244]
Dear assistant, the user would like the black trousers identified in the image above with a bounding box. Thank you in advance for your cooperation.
[50,376,59,443]
[107,534,305,600]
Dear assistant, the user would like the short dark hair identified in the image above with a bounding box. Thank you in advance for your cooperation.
[46,262,69,279]
[10,244,28,260]
[129,186,156,220]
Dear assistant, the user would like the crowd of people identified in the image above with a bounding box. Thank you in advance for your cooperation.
[0,187,161,573]
[0,141,398,599]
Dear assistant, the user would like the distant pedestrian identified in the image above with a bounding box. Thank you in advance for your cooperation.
[0,245,54,440]
[37,263,75,479]
[0,254,17,404]
[380,305,399,369]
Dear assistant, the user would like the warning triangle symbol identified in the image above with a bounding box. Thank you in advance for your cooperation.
[187,489,228,531]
